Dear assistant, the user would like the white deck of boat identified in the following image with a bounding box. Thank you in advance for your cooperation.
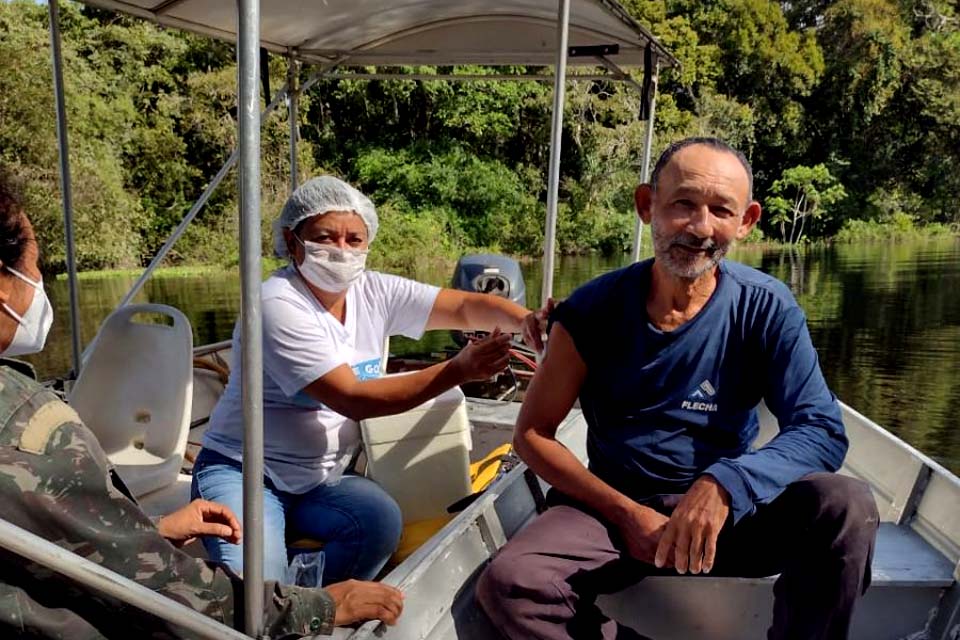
[464,399,525,462]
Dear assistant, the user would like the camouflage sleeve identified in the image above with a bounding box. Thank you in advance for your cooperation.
[0,367,335,638]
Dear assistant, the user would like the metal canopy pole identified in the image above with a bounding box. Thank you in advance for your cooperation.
[540,0,571,305]
[237,0,265,636]
[631,59,659,263]
[47,0,82,376]
[0,518,248,640]
[288,54,299,194]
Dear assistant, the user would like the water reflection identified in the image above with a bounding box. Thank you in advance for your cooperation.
[756,239,960,475]
[23,238,960,473]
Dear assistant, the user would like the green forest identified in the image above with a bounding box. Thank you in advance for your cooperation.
[1,0,958,274]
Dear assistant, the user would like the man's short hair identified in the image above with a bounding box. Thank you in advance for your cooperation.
[649,137,754,202]
[0,167,29,270]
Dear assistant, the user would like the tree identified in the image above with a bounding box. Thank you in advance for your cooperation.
[1,0,955,275]
[0,1,146,270]
[665,0,825,182]
[767,164,847,244]
[806,0,960,227]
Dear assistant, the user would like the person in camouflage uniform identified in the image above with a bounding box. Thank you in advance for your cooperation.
[0,170,403,638]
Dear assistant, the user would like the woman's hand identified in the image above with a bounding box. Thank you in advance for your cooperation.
[521,297,556,353]
[157,499,242,548]
[451,328,512,383]
[327,579,404,626]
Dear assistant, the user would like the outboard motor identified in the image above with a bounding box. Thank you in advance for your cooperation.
[451,254,526,345]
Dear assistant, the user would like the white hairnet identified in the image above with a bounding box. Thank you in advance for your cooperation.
[273,175,378,257]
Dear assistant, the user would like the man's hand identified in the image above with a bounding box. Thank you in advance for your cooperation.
[520,297,556,353]
[451,328,512,382]
[157,499,242,548]
[654,476,731,574]
[326,579,404,626]
[611,501,672,565]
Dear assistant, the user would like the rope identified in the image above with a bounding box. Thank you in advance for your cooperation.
[508,348,538,371]
[192,356,229,385]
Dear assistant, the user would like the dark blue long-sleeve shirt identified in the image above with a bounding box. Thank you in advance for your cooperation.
[551,259,848,523]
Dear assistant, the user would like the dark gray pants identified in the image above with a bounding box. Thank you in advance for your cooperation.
[476,473,878,640]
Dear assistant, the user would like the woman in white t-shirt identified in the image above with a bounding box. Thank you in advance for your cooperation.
[194,176,541,585]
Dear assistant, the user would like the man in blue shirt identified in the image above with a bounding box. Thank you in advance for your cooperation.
[476,138,878,640]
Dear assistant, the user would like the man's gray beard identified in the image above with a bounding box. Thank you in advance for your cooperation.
[650,217,731,280]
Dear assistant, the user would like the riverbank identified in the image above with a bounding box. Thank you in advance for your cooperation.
[57,226,958,282]
[56,258,288,281]
[833,216,958,244]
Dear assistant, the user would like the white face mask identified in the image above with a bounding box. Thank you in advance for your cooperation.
[295,237,368,293]
[2,265,54,357]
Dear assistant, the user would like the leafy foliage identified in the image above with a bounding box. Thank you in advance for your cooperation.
[0,0,957,275]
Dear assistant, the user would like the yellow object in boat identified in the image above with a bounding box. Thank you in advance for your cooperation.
[391,515,454,564]
[470,443,513,493]
[390,443,513,564]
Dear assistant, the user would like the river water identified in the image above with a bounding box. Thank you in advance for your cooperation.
[23,237,960,474]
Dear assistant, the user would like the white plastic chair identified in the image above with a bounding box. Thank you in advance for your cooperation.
[69,303,193,498]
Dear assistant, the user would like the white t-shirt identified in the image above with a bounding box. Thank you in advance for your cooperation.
[202,266,441,493]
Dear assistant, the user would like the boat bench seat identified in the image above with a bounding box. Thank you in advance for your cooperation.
[654,522,955,587]
[587,522,957,640]
[853,522,954,587]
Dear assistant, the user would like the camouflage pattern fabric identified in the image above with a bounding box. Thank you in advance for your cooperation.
[0,366,335,639]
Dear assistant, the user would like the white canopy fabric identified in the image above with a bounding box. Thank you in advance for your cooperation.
[82,0,676,69]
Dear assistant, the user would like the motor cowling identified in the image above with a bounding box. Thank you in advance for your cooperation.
[450,254,526,345]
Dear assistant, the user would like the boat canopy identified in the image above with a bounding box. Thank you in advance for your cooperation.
[81,0,677,69]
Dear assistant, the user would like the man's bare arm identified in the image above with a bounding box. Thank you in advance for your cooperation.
[513,323,670,564]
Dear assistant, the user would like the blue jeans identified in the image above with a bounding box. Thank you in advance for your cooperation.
[191,447,403,584]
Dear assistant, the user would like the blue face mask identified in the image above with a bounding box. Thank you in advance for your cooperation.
[1,265,53,357]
